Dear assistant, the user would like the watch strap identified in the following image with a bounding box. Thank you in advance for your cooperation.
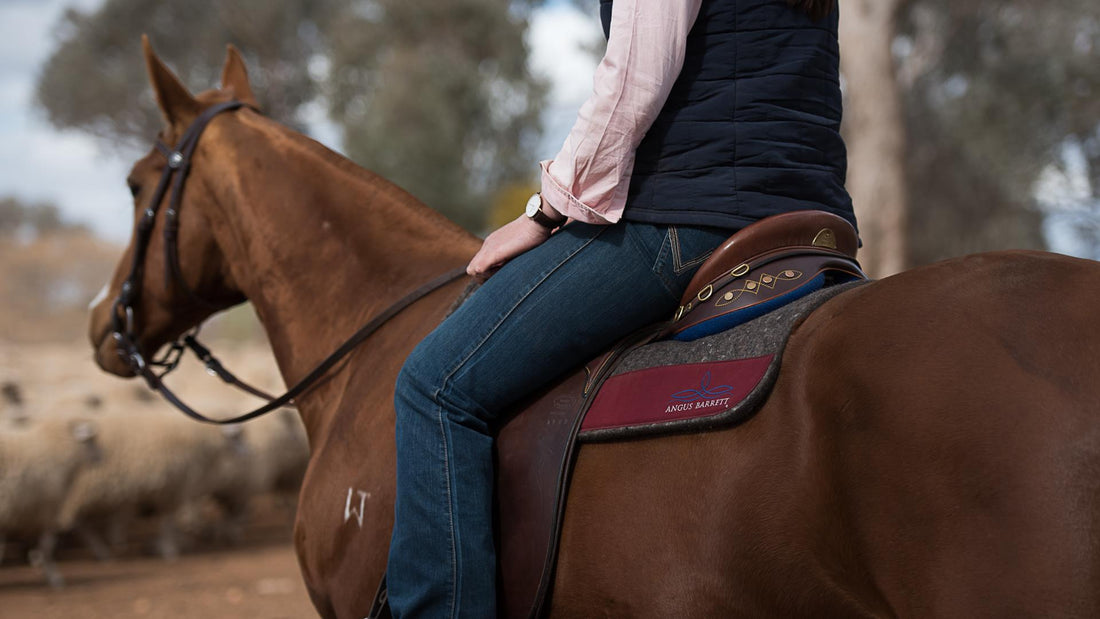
[528,205,562,229]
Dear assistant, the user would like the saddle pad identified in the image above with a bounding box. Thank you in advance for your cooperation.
[578,280,866,442]
[580,356,773,434]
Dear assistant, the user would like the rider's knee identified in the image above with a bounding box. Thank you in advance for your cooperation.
[393,338,440,420]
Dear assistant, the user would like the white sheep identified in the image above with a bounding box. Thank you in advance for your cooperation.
[0,414,99,588]
[55,409,244,561]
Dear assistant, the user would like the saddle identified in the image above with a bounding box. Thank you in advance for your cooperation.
[495,211,865,618]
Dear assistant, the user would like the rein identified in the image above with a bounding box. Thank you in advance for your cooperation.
[110,100,466,425]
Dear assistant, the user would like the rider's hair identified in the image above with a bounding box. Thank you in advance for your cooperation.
[786,0,836,21]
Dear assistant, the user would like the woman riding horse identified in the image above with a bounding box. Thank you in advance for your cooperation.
[386,0,851,615]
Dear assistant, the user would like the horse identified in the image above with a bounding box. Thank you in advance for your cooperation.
[89,40,1100,617]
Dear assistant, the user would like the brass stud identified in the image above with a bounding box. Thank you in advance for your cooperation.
[746,281,757,290]
[784,270,795,278]
[812,228,837,249]
[730,263,750,277]
[697,285,713,302]
[762,275,773,284]
[723,292,734,301]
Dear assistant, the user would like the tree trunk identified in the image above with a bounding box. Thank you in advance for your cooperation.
[840,0,908,277]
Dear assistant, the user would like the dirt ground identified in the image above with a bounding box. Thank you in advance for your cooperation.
[0,540,318,619]
[0,493,320,619]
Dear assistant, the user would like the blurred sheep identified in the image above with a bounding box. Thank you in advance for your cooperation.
[0,413,99,588]
[56,410,246,561]
[1,380,27,423]
[192,409,310,544]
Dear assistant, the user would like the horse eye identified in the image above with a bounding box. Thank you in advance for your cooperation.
[128,182,141,198]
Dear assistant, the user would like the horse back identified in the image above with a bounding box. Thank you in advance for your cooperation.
[552,250,1100,617]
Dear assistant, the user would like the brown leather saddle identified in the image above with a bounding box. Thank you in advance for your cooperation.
[495,210,864,618]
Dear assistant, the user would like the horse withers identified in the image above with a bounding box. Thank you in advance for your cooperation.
[88,40,1100,617]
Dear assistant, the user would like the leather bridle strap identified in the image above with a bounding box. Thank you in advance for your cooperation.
[111,101,248,373]
[134,266,466,425]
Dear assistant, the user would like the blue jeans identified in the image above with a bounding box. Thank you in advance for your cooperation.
[387,220,732,618]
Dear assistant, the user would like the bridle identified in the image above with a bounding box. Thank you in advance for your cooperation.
[110,100,465,425]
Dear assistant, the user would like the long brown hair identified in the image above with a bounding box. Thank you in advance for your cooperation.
[786,0,836,21]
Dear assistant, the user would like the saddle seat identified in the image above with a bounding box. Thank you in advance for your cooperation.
[667,210,864,341]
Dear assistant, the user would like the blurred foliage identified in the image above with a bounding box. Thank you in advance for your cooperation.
[0,196,260,344]
[31,0,1100,260]
[35,0,342,145]
[488,181,538,229]
[894,0,1100,264]
[0,198,117,343]
[34,0,548,233]
[0,196,86,238]
[326,0,549,231]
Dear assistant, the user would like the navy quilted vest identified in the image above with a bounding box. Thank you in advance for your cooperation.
[600,0,857,232]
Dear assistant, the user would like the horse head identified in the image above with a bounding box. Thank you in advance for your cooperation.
[89,37,260,377]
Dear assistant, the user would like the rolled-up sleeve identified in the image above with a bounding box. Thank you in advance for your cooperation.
[540,0,703,224]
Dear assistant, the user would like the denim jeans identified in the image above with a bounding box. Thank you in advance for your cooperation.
[387,220,733,618]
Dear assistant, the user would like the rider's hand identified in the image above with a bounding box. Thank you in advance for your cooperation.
[467,215,553,282]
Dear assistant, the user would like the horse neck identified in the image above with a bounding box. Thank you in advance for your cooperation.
[198,113,479,437]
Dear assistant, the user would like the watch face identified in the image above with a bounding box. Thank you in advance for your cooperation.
[525,193,541,217]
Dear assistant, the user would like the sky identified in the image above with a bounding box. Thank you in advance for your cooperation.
[0,0,601,243]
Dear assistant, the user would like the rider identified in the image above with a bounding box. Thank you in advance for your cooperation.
[386,0,855,615]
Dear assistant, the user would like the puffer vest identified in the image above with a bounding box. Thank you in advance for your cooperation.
[600,0,857,232]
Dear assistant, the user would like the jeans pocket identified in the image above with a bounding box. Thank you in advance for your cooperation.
[669,225,720,274]
[650,224,732,299]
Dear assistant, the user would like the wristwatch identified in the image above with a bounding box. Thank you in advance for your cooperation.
[524,192,563,229]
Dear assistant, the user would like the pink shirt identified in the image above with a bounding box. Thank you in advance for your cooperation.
[539,0,704,224]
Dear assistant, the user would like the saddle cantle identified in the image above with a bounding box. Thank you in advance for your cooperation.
[666,210,864,341]
[495,211,869,618]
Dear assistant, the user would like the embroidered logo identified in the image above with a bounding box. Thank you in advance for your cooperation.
[665,371,733,414]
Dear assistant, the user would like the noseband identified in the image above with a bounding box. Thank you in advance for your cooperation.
[110,100,464,424]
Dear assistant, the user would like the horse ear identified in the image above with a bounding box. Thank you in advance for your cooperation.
[142,35,199,127]
[220,44,260,110]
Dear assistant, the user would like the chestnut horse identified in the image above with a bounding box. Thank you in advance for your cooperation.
[89,42,1100,618]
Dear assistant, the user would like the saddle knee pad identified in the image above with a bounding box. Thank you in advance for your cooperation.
[666,253,865,342]
[670,271,828,341]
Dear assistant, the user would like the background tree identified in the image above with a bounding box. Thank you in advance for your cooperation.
[842,0,1100,273]
[35,0,547,232]
[897,0,1100,265]
[840,0,908,278]
[0,196,85,238]
[325,0,548,231]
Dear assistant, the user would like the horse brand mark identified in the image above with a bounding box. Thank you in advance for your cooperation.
[344,488,370,528]
[666,371,734,414]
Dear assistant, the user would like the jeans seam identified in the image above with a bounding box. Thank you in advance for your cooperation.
[677,250,712,273]
[650,227,671,276]
[650,227,680,297]
[670,225,714,274]
[431,386,459,619]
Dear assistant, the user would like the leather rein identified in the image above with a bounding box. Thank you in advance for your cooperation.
[110,100,465,425]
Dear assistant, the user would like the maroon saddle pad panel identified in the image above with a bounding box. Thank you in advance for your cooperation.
[580,356,774,435]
